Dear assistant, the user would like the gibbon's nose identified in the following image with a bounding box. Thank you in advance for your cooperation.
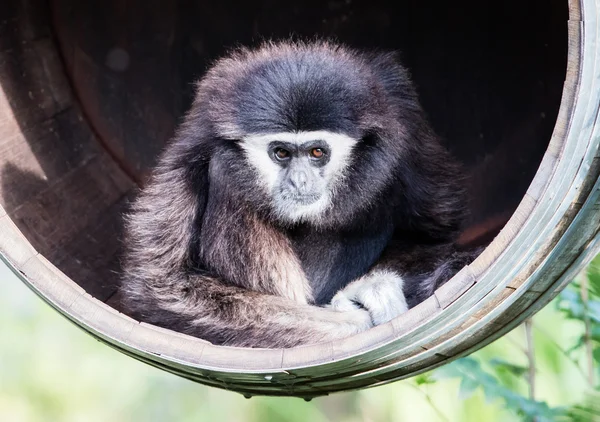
[288,170,310,193]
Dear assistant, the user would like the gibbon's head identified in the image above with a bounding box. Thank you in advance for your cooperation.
[239,130,357,224]
[188,41,463,233]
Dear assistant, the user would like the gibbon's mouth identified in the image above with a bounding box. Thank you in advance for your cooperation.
[277,188,323,206]
[288,194,322,206]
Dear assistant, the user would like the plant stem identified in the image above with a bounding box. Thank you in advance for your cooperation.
[524,319,536,402]
[580,271,595,386]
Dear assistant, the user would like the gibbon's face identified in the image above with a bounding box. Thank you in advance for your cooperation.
[205,44,405,226]
[240,130,358,223]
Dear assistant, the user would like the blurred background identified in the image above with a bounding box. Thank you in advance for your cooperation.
[2,254,599,422]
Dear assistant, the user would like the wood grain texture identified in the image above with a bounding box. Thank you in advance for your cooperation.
[0,0,135,301]
[49,0,567,246]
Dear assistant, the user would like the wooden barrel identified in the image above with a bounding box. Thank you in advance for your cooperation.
[1,0,599,398]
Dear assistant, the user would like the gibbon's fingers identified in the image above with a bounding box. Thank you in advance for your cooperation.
[329,269,409,326]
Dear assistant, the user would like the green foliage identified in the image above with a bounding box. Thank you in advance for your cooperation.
[435,358,563,421]
[428,255,600,421]
[556,288,600,324]
[488,358,528,378]
[587,257,600,298]
[414,373,436,386]
[556,255,600,375]
[562,391,600,422]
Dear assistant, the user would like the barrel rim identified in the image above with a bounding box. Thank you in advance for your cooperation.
[1,0,598,397]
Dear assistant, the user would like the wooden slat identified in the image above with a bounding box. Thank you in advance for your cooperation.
[0,2,135,302]
[434,265,476,308]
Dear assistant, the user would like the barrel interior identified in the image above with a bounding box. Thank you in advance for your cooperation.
[0,0,568,312]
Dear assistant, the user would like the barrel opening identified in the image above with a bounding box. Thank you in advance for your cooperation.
[0,0,569,311]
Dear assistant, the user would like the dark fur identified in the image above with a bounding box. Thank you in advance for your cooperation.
[121,41,477,348]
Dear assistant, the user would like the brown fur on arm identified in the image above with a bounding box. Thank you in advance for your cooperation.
[198,158,313,304]
[120,146,371,348]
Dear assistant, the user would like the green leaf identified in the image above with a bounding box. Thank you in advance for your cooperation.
[594,347,600,384]
[593,347,600,365]
[458,376,479,400]
[433,358,565,420]
[592,325,600,343]
[559,391,600,422]
[433,357,477,381]
[488,358,528,377]
[566,335,586,355]
[414,373,435,385]
[588,301,600,323]
[587,256,600,298]
[556,288,600,324]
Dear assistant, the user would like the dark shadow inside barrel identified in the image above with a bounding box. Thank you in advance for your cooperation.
[0,0,568,307]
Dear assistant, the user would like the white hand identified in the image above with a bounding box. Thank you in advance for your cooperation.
[329,270,409,325]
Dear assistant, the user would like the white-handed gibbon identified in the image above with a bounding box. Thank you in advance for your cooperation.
[121,40,479,348]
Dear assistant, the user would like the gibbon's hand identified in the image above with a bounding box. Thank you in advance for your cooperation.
[329,270,409,326]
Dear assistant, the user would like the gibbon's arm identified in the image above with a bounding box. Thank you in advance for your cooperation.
[370,243,481,308]
[121,136,372,348]
[330,243,481,324]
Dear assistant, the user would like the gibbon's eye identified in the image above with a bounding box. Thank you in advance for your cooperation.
[310,148,325,159]
[274,147,291,161]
